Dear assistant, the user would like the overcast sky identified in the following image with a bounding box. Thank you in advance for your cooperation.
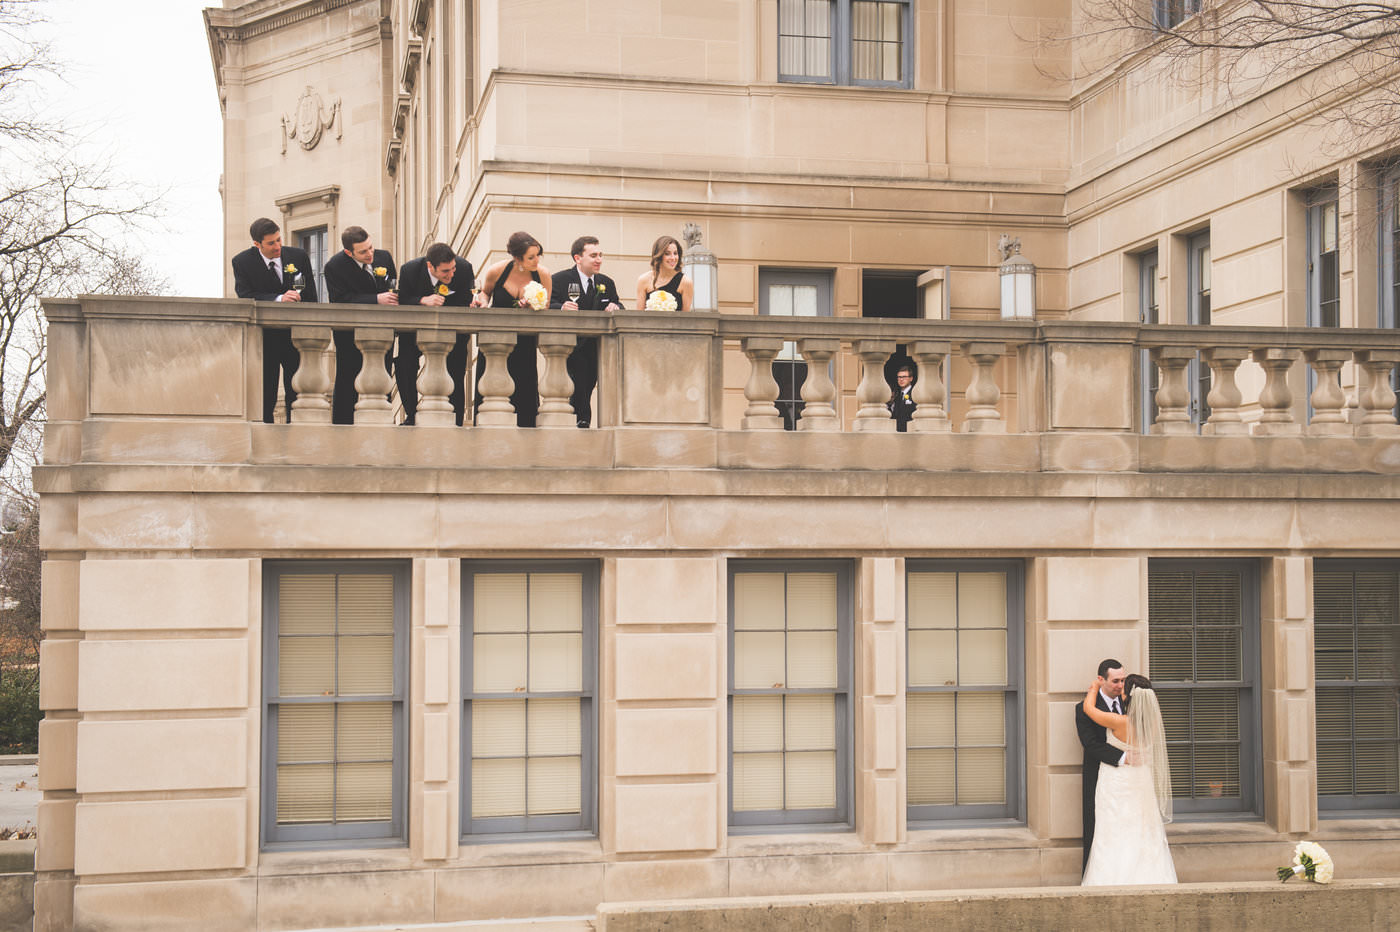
[47,0,224,296]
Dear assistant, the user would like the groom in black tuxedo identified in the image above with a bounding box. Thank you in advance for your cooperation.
[549,235,620,428]
[323,225,398,424]
[1076,657,1126,873]
[231,217,318,423]
[395,242,475,425]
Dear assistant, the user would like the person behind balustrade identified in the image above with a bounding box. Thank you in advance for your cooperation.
[635,234,693,312]
[395,242,475,426]
[323,226,398,424]
[549,235,620,428]
[231,217,318,423]
[471,231,552,427]
[887,364,917,432]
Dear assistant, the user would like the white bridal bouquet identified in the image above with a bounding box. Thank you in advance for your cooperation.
[519,281,548,310]
[645,289,677,312]
[1277,840,1333,884]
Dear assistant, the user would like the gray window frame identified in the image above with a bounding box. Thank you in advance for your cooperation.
[295,226,329,304]
[1307,185,1341,329]
[460,560,599,840]
[1381,167,1400,330]
[1313,559,1400,814]
[261,560,410,849]
[778,0,913,89]
[727,559,854,831]
[1153,0,1203,29]
[1188,230,1212,428]
[759,268,835,431]
[1147,558,1261,818]
[905,559,1025,826]
[1138,248,1160,433]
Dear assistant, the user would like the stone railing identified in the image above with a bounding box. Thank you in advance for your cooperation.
[40,297,1400,439]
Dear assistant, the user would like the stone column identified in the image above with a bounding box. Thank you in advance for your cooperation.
[475,332,518,427]
[960,341,1006,433]
[1250,348,1301,436]
[909,340,952,433]
[289,326,333,424]
[415,330,456,427]
[1201,347,1249,436]
[852,339,896,432]
[1304,349,1353,436]
[1354,349,1400,437]
[1148,346,1195,435]
[796,338,840,431]
[857,558,903,846]
[740,337,785,430]
[536,333,579,428]
[1260,557,1316,835]
[416,558,460,861]
[352,328,395,424]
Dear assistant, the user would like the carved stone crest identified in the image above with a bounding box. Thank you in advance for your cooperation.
[282,86,341,154]
[997,234,1022,262]
[682,222,704,249]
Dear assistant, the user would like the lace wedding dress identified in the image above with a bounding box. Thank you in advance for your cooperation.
[1081,733,1178,886]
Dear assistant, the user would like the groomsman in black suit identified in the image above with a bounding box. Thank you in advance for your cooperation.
[1076,658,1126,873]
[231,217,318,423]
[887,365,917,432]
[549,235,620,428]
[395,242,475,426]
[323,226,398,424]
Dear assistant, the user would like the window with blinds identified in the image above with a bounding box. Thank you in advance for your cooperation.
[262,562,407,846]
[906,562,1023,823]
[1314,563,1400,812]
[463,563,597,836]
[777,0,910,87]
[729,562,851,828]
[1147,561,1259,814]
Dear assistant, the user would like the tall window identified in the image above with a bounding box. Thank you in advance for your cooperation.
[1314,562,1400,812]
[906,562,1024,823]
[1154,0,1203,29]
[463,562,597,836]
[1148,561,1259,814]
[729,562,852,828]
[1138,249,1160,432]
[297,227,329,303]
[1308,187,1341,328]
[262,562,408,846]
[1381,169,1400,329]
[760,269,834,431]
[778,0,911,88]
[1188,230,1212,427]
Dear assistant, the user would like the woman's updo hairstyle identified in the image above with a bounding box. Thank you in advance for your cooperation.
[506,231,542,259]
[1123,673,1153,707]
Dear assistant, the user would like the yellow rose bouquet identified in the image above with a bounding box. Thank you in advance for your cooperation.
[1277,841,1333,884]
[519,280,548,310]
[645,290,678,312]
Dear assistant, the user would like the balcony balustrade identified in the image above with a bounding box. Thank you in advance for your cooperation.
[39,296,1400,474]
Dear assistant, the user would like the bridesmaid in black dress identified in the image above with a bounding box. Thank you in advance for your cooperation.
[635,234,694,311]
[471,231,553,426]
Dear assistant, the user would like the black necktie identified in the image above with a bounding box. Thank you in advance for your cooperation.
[269,260,278,276]
[1111,699,1121,714]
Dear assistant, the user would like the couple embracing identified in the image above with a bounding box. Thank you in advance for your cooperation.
[1076,658,1178,886]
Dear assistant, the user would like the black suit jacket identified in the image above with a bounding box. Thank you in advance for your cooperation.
[232,245,318,302]
[550,268,620,310]
[1077,692,1122,773]
[324,249,397,304]
[397,255,475,307]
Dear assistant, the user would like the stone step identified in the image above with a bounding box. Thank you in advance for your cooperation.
[289,918,595,932]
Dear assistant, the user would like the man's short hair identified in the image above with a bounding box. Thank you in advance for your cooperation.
[425,242,455,266]
[896,366,915,378]
[341,226,370,250]
[1098,658,1124,678]
[571,235,599,259]
[249,217,280,243]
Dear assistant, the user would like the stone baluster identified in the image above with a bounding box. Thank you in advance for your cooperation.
[960,341,1006,433]
[1249,348,1301,436]
[1148,346,1195,434]
[289,326,333,424]
[351,328,395,425]
[415,330,456,427]
[852,339,896,432]
[796,338,840,431]
[909,340,952,433]
[1354,349,1400,437]
[1201,347,1249,435]
[740,337,785,430]
[536,333,579,428]
[475,331,518,427]
[1305,349,1353,436]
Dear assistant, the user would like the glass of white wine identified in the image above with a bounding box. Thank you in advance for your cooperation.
[567,282,582,305]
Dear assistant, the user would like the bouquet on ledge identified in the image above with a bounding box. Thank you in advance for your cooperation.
[1277,841,1333,883]
[645,289,678,312]
[519,280,548,310]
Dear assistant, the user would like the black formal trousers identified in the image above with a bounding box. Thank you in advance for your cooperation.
[1075,693,1122,872]
[394,255,475,425]
[323,249,397,424]
[549,268,618,427]
[231,245,317,423]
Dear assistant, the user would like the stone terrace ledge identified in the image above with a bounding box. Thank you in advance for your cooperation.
[37,295,1400,477]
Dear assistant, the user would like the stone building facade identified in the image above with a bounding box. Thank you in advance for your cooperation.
[29,1,1400,929]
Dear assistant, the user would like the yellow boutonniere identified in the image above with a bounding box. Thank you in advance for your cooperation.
[437,283,450,296]
[284,263,297,275]
[596,283,606,295]
[373,266,387,277]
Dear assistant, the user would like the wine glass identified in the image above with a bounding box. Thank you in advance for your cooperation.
[292,272,306,291]
[567,282,581,305]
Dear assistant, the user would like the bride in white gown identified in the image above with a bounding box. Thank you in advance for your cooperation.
[1080,673,1178,886]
